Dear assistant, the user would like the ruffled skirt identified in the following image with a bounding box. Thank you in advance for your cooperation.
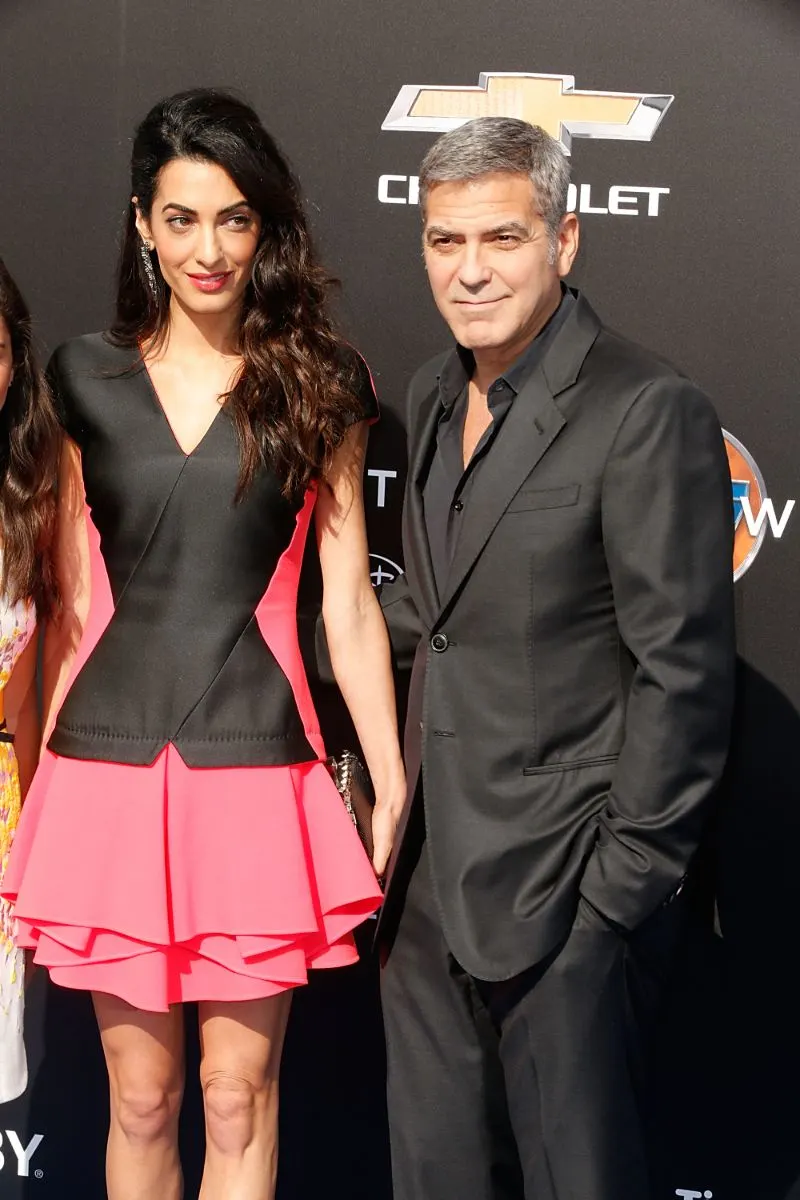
[1,745,383,1012]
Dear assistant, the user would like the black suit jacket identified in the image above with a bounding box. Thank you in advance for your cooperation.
[374,291,736,981]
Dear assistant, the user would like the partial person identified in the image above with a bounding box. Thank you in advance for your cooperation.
[0,255,60,1103]
[370,118,736,1200]
[1,90,405,1200]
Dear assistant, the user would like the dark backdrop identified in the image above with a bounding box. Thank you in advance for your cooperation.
[1,1,799,1197]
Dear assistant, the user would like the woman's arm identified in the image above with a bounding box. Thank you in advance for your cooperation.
[315,422,406,877]
[4,628,40,797]
[40,439,91,745]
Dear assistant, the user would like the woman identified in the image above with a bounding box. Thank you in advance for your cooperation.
[1,91,405,1199]
[0,256,60,1104]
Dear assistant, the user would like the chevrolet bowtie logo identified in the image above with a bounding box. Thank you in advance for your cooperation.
[381,72,673,154]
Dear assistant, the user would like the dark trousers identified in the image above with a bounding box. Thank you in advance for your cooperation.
[381,839,685,1200]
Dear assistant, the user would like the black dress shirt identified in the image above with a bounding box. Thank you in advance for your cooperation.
[422,288,575,599]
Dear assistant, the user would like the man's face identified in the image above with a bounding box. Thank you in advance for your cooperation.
[423,172,579,367]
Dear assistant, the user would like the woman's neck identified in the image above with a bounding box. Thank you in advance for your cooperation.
[149,295,242,362]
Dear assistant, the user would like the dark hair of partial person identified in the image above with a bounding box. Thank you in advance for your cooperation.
[109,88,365,498]
[0,257,60,618]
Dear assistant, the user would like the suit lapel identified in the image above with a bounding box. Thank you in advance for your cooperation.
[404,293,603,626]
[437,292,603,619]
[402,383,442,628]
[438,366,565,617]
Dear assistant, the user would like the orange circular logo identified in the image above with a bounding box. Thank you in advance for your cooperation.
[724,430,767,581]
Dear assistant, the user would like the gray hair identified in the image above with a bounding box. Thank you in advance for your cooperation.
[418,117,571,242]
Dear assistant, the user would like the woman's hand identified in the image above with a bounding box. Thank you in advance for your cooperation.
[371,778,407,880]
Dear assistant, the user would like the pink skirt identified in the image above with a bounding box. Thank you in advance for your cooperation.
[1,745,383,1012]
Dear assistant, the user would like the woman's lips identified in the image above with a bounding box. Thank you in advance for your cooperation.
[187,272,233,293]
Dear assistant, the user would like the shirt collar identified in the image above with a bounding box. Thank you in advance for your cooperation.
[438,344,474,410]
[438,285,575,410]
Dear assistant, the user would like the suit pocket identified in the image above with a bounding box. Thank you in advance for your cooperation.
[522,753,619,777]
[506,483,580,513]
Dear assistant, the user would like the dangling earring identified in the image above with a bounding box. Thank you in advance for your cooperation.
[140,239,158,295]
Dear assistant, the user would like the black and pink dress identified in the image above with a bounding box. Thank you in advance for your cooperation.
[1,334,382,1012]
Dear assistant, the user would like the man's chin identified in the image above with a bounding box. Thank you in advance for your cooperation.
[456,332,506,352]
[451,320,507,350]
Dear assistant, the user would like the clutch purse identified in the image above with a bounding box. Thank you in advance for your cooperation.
[328,749,375,861]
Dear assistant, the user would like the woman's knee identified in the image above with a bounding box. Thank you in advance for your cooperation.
[202,1068,274,1155]
[112,1080,182,1146]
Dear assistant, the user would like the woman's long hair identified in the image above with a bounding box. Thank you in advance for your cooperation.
[0,258,60,617]
[109,88,364,498]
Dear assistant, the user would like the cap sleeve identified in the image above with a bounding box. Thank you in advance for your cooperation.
[344,347,380,426]
[46,345,86,446]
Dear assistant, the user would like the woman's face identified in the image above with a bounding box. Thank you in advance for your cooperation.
[0,317,14,410]
[135,157,262,320]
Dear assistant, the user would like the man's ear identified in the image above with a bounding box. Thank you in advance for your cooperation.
[556,212,580,278]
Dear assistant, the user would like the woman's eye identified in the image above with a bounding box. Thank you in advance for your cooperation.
[226,214,252,229]
[167,216,192,229]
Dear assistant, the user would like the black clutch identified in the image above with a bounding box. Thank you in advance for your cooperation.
[328,750,375,861]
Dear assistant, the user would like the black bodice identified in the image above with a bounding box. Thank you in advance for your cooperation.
[46,334,375,768]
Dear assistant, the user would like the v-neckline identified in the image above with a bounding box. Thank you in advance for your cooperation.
[139,355,226,459]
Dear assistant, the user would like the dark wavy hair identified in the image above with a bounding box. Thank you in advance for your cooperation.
[0,258,60,618]
[108,88,363,498]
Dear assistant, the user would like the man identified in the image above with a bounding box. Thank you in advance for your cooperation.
[321,117,735,1199]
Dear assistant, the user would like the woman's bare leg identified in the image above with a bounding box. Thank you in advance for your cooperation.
[197,993,292,1200]
[93,991,185,1200]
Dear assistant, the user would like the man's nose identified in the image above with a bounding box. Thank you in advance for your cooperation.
[457,244,492,290]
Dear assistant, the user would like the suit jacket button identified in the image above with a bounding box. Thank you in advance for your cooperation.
[431,632,449,653]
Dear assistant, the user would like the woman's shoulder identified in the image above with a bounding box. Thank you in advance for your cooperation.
[48,335,137,443]
[48,332,131,380]
[336,342,379,425]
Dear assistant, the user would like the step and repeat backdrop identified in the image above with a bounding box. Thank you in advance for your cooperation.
[1,0,799,1196]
